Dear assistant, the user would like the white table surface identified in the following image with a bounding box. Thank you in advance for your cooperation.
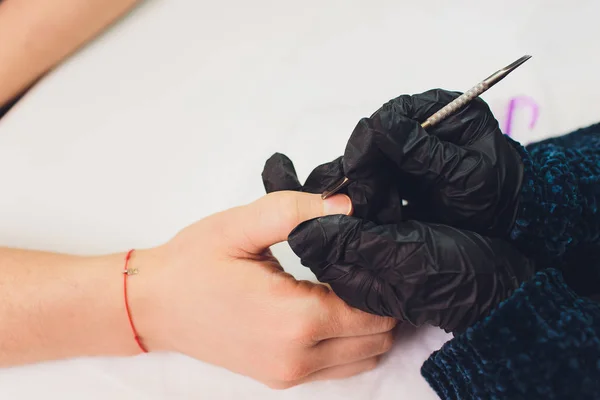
[0,0,599,398]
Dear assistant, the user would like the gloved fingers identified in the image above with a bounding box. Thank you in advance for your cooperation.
[262,153,303,193]
[303,157,345,194]
[288,215,430,278]
[345,169,405,224]
[387,89,498,145]
[382,90,447,122]
[311,263,399,318]
[344,109,486,197]
[287,215,433,319]
[286,215,490,327]
[368,90,459,123]
[288,215,535,331]
[347,89,521,234]
[343,88,500,181]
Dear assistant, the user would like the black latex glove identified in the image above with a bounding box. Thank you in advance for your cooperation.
[261,154,535,333]
[343,88,524,236]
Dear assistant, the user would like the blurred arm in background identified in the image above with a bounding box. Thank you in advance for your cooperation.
[0,0,142,108]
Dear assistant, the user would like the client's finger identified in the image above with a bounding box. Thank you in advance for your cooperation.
[310,331,394,370]
[311,290,397,341]
[268,356,381,389]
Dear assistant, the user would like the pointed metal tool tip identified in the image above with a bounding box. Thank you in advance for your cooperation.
[503,55,532,72]
[484,55,532,86]
[321,177,349,199]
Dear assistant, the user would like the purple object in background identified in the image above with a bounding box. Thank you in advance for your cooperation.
[504,96,539,136]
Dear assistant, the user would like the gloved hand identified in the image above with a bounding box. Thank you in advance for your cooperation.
[342,88,524,236]
[262,154,535,333]
[344,91,600,265]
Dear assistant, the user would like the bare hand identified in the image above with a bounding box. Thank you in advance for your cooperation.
[134,192,397,389]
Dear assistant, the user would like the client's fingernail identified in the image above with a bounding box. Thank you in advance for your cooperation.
[323,194,353,216]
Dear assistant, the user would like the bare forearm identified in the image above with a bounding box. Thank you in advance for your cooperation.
[0,0,141,106]
[0,247,154,366]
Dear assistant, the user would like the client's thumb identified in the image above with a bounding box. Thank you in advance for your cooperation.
[234,191,352,254]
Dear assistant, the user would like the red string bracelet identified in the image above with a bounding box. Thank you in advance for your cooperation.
[123,249,148,353]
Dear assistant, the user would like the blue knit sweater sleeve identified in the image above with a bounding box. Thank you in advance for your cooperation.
[508,122,600,266]
[421,269,600,400]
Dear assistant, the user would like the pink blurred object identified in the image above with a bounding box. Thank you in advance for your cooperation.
[504,96,539,136]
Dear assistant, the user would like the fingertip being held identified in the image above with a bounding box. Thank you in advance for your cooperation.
[323,194,353,216]
[259,191,352,218]
[233,191,352,252]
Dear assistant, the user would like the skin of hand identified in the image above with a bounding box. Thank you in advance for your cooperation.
[0,191,396,390]
[136,191,397,389]
[0,0,141,106]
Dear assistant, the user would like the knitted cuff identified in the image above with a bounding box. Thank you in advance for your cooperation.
[507,136,582,266]
[421,269,600,400]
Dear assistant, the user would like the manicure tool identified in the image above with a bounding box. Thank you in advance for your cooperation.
[321,54,532,200]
